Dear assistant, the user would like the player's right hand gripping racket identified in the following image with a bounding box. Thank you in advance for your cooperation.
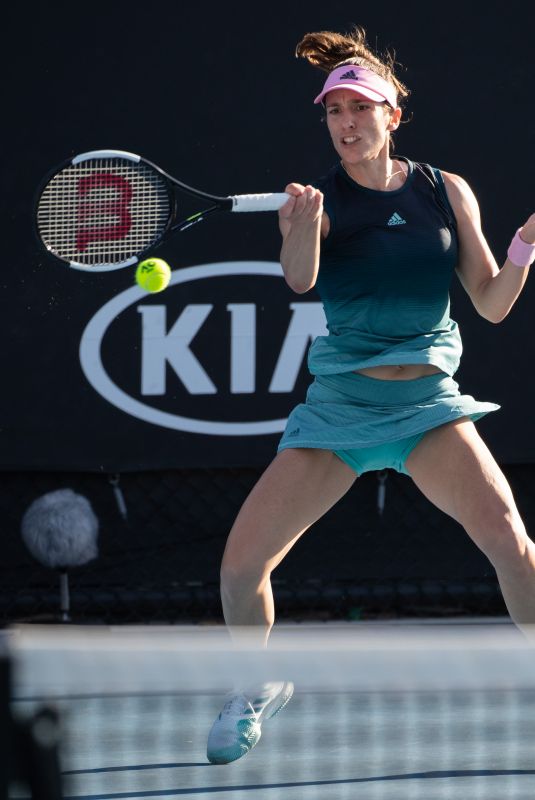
[36,149,290,272]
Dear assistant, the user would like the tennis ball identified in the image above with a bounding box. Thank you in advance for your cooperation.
[135,258,171,293]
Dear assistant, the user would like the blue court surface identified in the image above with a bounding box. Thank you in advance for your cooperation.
[7,621,535,800]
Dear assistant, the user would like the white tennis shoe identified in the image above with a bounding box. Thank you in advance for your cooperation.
[207,681,294,764]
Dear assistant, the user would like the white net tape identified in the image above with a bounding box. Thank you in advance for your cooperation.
[7,624,535,800]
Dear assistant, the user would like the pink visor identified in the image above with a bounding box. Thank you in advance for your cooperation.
[314,65,398,108]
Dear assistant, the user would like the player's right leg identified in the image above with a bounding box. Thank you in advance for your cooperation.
[207,447,357,764]
[221,447,357,639]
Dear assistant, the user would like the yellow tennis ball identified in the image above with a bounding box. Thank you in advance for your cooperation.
[135,258,171,293]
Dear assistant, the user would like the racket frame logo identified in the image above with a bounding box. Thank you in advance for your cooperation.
[76,172,133,252]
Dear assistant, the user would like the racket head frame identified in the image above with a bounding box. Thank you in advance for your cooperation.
[35,149,228,272]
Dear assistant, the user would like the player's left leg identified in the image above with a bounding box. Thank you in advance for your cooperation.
[405,418,535,627]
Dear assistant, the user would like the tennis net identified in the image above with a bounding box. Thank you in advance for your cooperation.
[5,623,535,800]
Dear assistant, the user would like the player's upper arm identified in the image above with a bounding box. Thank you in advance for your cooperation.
[442,171,499,312]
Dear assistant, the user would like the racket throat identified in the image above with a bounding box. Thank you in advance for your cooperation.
[174,206,220,233]
[180,212,206,231]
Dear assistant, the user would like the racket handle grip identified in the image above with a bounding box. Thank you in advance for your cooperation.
[230,193,290,212]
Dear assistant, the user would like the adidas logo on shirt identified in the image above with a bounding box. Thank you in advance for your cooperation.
[387,212,406,226]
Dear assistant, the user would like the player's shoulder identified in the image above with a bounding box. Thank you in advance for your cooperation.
[427,169,480,225]
[438,170,478,207]
[439,169,471,189]
[410,157,473,200]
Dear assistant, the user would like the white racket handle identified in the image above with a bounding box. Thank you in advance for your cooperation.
[230,192,290,212]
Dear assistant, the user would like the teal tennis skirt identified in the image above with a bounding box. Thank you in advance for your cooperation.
[278,371,499,454]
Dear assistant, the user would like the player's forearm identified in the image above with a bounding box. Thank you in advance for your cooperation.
[477,226,535,323]
[476,262,530,322]
[280,221,322,294]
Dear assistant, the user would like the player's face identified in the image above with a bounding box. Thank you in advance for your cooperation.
[324,89,395,165]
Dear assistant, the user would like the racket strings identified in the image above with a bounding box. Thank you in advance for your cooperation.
[37,159,171,267]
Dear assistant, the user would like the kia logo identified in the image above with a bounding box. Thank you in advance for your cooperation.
[79,262,327,435]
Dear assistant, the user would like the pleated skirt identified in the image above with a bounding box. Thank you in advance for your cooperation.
[278,371,499,452]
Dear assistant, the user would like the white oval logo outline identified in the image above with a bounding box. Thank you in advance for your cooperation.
[79,261,292,435]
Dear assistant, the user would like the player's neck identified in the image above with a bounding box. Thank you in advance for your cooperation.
[341,157,406,192]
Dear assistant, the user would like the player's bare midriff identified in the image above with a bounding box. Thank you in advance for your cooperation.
[354,364,443,380]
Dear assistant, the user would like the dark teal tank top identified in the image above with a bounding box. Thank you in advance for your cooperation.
[308,157,462,376]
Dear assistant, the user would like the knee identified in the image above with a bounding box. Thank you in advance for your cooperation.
[468,506,531,570]
[220,548,270,600]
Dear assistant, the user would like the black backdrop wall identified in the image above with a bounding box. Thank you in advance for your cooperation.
[4,0,535,470]
[2,1,534,621]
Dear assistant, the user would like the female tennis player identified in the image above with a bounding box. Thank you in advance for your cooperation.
[207,26,535,764]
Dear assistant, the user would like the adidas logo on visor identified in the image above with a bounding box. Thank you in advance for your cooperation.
[387,212,406,226]
[339,69,359,80]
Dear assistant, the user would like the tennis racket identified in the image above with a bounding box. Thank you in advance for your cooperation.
[36,149,290,272]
